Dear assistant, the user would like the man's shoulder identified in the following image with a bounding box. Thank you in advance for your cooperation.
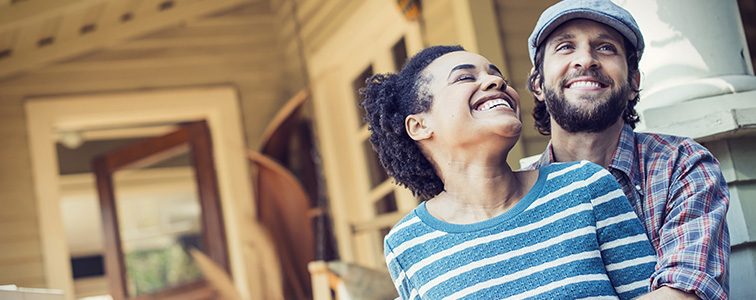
[632,130,722,179]
[633,130,711,157]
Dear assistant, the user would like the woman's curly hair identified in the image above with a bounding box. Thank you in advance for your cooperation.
[527,37,641,135]
[360,45,464,199]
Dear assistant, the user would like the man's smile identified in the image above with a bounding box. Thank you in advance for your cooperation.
[566,80,605,89]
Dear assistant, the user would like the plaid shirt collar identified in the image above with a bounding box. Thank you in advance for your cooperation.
[533,124,640,186]
[609,124,636,177]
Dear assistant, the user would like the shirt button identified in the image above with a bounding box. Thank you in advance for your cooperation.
[635,185,642,191]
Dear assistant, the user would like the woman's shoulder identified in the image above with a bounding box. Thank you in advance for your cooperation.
[384,204,427,246]
[542,160,609,177]
[538,161,619,199]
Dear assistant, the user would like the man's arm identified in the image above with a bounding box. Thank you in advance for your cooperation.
[639,286,699,300]
[648,143,730,300]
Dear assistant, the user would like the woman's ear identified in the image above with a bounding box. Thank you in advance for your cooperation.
[530,67,545,102]
[406,113,433,141]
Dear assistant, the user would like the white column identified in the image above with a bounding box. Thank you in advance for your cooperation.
[616,0,756,135]
[616,1,756,298]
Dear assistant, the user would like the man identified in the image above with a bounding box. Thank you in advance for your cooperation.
[524,1,729,299]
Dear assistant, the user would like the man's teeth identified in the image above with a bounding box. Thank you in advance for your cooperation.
[569,81,601,88]
[477,99,511,111]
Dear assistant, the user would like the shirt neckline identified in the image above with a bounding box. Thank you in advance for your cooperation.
[415,165,551,233]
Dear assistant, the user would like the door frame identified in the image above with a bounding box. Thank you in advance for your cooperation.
[25,86,253,300]
[94,120,228,299]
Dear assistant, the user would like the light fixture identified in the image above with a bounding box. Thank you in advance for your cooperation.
[59,131,84,149]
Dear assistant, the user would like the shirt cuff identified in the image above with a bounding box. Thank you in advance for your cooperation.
[651,268,726,300]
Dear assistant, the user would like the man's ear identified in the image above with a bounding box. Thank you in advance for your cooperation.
[405,113,432,141]
[629,72,641,100]
[529,67,545,102]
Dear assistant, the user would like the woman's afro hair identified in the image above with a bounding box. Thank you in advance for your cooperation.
[360,45,464,199]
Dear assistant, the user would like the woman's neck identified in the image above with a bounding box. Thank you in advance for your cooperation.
[425,160,536,224]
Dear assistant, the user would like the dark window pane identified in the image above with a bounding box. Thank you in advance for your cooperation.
[374,191,397,215]
[363,139,389,188]
[56,137,190,175]
[392,37,408,71]
[379,227,391,238]
[352,65,374,126]
[71,255,105,278]
[378,227,391,253]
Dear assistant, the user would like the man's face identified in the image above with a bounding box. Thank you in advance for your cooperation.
[536,19,636,133]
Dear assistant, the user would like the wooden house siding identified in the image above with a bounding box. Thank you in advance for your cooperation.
[0,1,288,289]
[270,0,364,99]
[0,0,592,293]
[0,93,45,288]
[423,0,462,46]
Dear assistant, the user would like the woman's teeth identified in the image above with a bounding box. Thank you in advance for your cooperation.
[477,99,511,111]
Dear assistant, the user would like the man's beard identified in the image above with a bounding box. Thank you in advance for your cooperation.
[543,71,632,133]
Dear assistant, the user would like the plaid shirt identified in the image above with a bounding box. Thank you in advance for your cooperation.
[525,124,729,300]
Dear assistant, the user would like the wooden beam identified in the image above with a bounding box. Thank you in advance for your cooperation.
[37,50,278,73]
[0,0,257,79]
[0,0,111,33]
[117,34,270,49]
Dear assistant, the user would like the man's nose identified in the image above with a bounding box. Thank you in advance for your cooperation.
[573,48,600,69]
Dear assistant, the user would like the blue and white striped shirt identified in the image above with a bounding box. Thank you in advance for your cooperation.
[384,161,656,299]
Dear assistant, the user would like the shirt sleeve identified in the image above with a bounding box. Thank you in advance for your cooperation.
[650,144,730,300]
[385,242,418,299]
[591,167,657,300]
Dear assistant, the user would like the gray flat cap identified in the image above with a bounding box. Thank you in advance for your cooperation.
[528,0,644,65]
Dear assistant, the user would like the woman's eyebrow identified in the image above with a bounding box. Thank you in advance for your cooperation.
[446,64,503,78]
[447,64,475,79]
[489,64,502,76]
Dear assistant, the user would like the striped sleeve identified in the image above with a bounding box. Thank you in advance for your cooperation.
[589,165,656,300]
[385,241,418,299]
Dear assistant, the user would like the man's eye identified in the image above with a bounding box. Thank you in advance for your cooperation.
[556,44,574,51]
[598,44,617,52]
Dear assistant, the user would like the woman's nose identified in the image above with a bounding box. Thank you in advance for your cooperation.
[483,75,506,91]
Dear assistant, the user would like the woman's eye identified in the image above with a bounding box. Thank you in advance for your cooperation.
[455,74,476,82]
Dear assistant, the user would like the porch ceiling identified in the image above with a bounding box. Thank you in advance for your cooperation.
[0,0,264,80]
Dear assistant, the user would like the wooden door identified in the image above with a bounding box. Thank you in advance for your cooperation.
[93,120,229,300]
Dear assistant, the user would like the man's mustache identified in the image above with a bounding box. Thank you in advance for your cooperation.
[558,69,614,88]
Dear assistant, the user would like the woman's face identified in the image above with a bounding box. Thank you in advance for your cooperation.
[414,51,522,148]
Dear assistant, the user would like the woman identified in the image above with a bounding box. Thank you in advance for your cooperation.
[362,45,656,299]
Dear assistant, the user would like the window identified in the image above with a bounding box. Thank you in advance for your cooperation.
[352,65,374,126]
[348,36,417,266]
[309,1,424,268]
[392,37,408,71]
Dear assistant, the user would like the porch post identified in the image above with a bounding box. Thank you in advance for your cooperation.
[617,0,756,298]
